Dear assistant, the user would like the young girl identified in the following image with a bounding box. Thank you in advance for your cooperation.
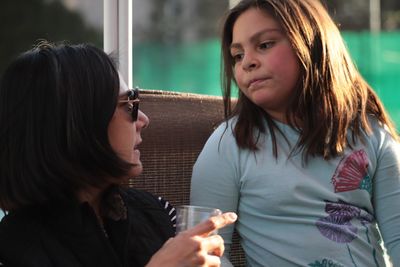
[190,0,400,266]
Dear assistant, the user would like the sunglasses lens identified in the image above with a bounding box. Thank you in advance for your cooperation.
[130,88,139,121]
[132,102,139,121]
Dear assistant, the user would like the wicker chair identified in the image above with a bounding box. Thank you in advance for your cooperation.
[127,89,246,267]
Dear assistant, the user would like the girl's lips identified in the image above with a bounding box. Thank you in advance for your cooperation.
[248,78,269,89]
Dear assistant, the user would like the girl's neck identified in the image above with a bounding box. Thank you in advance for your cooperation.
[267,111,302,128]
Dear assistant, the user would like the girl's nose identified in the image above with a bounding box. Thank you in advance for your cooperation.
[136,110,149,130]
[242,52,259,72]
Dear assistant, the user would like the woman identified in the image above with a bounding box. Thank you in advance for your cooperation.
[0,41,236,267]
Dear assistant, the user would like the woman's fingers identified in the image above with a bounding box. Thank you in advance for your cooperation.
[202,235,225,257]
[145,212,237,267]
[202,254,222,267]
[185,212,237,237]
[187,248,222,267]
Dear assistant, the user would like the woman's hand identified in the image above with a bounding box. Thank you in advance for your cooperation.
[146,212,237,267]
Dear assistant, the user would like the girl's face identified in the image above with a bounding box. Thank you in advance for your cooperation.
[231,8,300,122]
[108,75,149,178]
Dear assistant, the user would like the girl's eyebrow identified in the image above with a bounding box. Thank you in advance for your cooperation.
[230,28,281,50]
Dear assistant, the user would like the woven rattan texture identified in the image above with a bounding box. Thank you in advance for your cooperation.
[127,90,245,266]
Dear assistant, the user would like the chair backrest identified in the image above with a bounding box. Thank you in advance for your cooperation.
[127,89,245,266]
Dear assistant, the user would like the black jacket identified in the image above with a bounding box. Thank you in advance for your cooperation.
[0,188,175,267]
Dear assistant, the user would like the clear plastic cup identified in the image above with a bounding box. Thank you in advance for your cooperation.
[175,205,222,234]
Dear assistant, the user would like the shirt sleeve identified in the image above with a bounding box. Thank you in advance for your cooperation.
[190,122,240,258]
[157,196,176,232]
[372,129,400,265]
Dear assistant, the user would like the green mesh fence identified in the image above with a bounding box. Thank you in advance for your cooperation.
[133,32,400,130]
[133,40,222,96]
[342,32,400,130]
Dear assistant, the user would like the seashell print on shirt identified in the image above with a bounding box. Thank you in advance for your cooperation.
[331,150,372,194]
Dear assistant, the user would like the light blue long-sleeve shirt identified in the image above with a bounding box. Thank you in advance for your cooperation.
[191,117,400,267]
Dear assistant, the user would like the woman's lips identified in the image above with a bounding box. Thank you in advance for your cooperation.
[133,143,141,156]
[133,149,140,159]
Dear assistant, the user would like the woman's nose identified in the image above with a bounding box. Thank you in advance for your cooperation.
[136,110,149,130]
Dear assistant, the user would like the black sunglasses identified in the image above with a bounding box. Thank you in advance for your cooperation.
[119,86,140,121]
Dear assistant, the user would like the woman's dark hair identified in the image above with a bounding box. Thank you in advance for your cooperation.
[221,0,398,161]
[0,41,132,211]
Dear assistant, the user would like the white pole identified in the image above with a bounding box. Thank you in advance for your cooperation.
[229,0,240,8]
[369,0,381,33]
[118,0,133,88]
[104,0,118,54]
[104,0,133,88]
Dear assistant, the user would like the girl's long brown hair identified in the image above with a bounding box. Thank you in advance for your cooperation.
[221,0,399,161]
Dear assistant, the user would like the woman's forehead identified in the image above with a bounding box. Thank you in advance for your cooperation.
[118,73,129,95]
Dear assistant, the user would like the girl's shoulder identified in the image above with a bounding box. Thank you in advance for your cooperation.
[211,117,238,139]
[363,116,398,144]
[356,116,400,160]
[204,118,238,151]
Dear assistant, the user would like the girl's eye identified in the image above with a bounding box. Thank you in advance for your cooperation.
[259,41,275,50]
[232,53,243,63]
